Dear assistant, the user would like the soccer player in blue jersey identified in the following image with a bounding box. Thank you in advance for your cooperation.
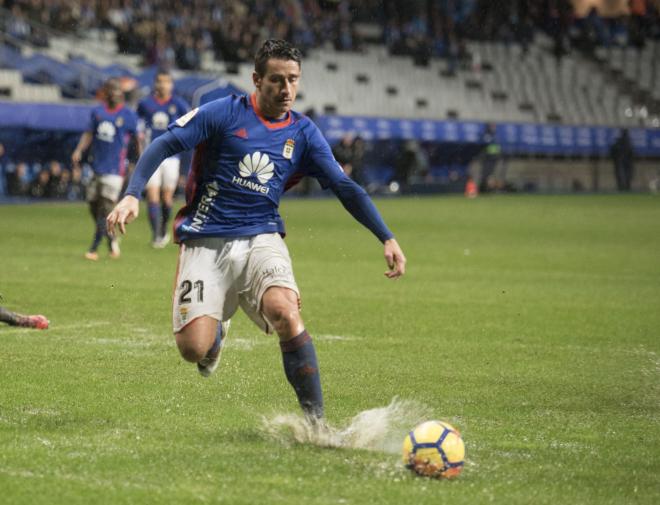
[107,39,406,419]
[72,78,140,260]
[137,71,190,247]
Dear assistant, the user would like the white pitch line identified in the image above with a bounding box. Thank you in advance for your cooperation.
[316,334,360,341]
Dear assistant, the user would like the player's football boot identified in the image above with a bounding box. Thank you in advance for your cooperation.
[153,233,171,249]
[84,251,99,261]
[109,239,121,259]
[18,315,49,330]
[197,320,230,377]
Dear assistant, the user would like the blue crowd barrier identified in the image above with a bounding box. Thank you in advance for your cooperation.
[315,115,660,158]
[2,101,659,158]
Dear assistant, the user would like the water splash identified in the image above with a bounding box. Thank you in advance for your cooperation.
[261,397,432,453]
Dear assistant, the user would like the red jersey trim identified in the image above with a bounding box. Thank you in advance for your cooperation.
[153,94,172,106]
[250,93,292,130]
[104,103,124,114]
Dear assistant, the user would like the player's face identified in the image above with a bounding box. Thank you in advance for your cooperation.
[154,74,173,98]
[105,80,124,108]
[253,58,300,119]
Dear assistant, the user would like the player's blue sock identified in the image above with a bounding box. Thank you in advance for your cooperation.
[148,203,161,240]
[204,322,223,358]
[90,217,105,252]
[280,330,324,418]
[160,203,172,238]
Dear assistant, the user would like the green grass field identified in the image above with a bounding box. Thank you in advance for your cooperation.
[1,194,659,505]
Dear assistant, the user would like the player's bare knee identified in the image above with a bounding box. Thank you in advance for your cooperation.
[145,186,160,204]
[262,289,303,338]
[271,307,299,335]
[174,316,217,362]
[162,191,174,206]
[180,347,205,363]
[175,334,207,362]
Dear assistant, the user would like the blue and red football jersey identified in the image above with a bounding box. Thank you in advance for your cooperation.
[137,94,189,143]
[87,104,138,176]
[169,94,346,241]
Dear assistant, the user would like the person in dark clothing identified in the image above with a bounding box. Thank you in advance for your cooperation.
[394,140,428,189]
[333,135,367,187]
[479,123,502,193]
[51,168,72,199]
[610,129,635,191]
[350,137,366,187]
[45,160,64,198]
[6,162,30,197]
[67,165,85,201]
[332,134,355,177]
[28,169,50,199]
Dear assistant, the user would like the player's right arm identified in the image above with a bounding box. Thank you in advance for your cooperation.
[107,130,185,235]
[71,132,93,166]
[107,100,229,235]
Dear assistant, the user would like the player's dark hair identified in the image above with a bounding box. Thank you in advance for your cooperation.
[155,69,172,80]
[254,39,302,77]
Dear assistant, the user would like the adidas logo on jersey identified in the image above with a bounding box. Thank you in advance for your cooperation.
[234,128,248,139]
[232,152,274,194]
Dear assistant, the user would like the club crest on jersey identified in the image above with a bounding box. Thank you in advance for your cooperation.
[115,116,124,127]
[283,139,295,159]
[232,152,274,194]
[169,104,177,115]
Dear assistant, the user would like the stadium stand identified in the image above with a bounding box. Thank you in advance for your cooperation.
[3,1,658,125]
[1,0,660,197]
[220,37,651,127]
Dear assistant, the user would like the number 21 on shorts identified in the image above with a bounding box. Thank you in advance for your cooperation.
[179,280,204,304]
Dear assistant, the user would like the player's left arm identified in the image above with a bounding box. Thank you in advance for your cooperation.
[330,177,406,278]
[72,109,98,165]
[304,124,406,279]
[71,132,93,165]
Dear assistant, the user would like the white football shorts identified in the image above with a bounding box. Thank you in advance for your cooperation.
[86,174,124,203]
[146,156,180,190]
[172,233,299,334]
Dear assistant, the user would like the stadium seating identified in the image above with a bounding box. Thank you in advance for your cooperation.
[0,68,60,101]
[211,36,655,128]
[2,2,658,128]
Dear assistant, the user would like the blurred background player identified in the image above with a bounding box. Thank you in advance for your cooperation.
[137,71,190,247]
[0,306,48,329]
[72,78,140,260]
